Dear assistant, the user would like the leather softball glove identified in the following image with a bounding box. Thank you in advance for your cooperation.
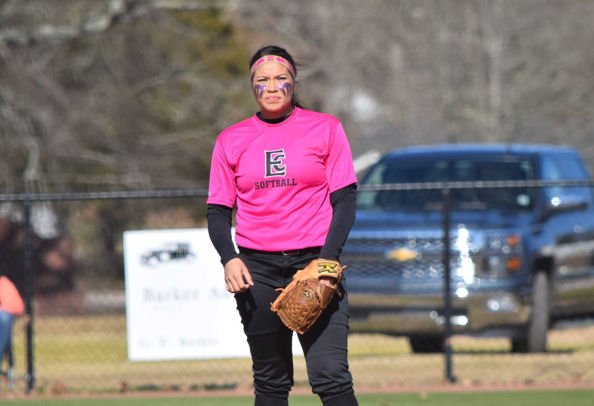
[270,259,343,334]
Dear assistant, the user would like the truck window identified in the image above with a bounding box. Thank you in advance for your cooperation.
[541,154,593,206]
[358,157,535,211]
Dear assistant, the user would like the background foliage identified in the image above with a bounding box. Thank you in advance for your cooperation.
[3,0,594,289]
[2,0,594,197]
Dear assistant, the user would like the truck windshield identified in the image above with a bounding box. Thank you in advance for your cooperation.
[358,157,535,211]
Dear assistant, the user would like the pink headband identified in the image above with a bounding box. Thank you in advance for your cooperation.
[249,55,296,78]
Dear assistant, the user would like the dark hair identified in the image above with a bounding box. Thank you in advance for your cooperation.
[249,45,305,109]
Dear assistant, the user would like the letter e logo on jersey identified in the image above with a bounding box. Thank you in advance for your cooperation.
[265,150,286,178]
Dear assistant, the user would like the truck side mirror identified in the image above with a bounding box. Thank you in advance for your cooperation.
[542,196,588,219]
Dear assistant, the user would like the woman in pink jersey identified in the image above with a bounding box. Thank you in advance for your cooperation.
[207,45,358,406]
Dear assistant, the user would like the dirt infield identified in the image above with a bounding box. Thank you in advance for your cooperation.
[2,316,593,398]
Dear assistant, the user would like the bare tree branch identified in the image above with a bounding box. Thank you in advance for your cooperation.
[0,0,229,47]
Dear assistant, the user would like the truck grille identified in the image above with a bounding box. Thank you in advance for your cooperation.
[345,259,444,280]
[342,235,446,282]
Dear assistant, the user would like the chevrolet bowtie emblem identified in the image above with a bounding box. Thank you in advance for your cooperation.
[387,247,419,262]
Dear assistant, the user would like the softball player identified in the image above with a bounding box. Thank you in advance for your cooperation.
[207,45,359,406]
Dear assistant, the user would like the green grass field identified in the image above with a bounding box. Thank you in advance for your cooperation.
[1,389,593,406]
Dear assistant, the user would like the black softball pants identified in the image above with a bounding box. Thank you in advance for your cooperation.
[234,248,358,406]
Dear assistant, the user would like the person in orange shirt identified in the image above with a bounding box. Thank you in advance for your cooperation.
[0,276,24,359]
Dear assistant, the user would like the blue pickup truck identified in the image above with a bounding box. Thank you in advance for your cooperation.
[342,144,594,353]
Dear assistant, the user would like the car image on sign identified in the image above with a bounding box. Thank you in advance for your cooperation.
[141,242,196,266]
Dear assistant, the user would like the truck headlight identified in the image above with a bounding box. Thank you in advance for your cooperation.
[481,234,522,277]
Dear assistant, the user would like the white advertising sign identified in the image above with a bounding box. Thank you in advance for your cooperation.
[123,228,302,361]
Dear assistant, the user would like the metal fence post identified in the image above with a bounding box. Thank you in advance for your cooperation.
[23,197,35,392]
[441,186,456,383]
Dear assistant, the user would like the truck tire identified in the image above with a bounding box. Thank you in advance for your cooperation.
[409,335,444,353]
[511,271,550,353]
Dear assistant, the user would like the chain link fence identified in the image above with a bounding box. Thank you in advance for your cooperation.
[1,182,594,396]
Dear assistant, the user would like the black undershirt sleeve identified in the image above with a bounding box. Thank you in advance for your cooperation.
[206,204,239,266]
[320,183,357,261]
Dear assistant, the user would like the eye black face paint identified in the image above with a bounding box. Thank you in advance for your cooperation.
[278,82,293,100]
[254,84,266,99]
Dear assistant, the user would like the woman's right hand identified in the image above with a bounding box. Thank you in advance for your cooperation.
[224,257,254,293]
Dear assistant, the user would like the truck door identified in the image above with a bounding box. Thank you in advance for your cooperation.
[541,153,594,316]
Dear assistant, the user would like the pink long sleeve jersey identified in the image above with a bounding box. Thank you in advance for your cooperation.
[207,107,357,251]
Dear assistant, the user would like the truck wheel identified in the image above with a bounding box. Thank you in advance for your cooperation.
[409,335,444,353]
[511,271,550,353]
